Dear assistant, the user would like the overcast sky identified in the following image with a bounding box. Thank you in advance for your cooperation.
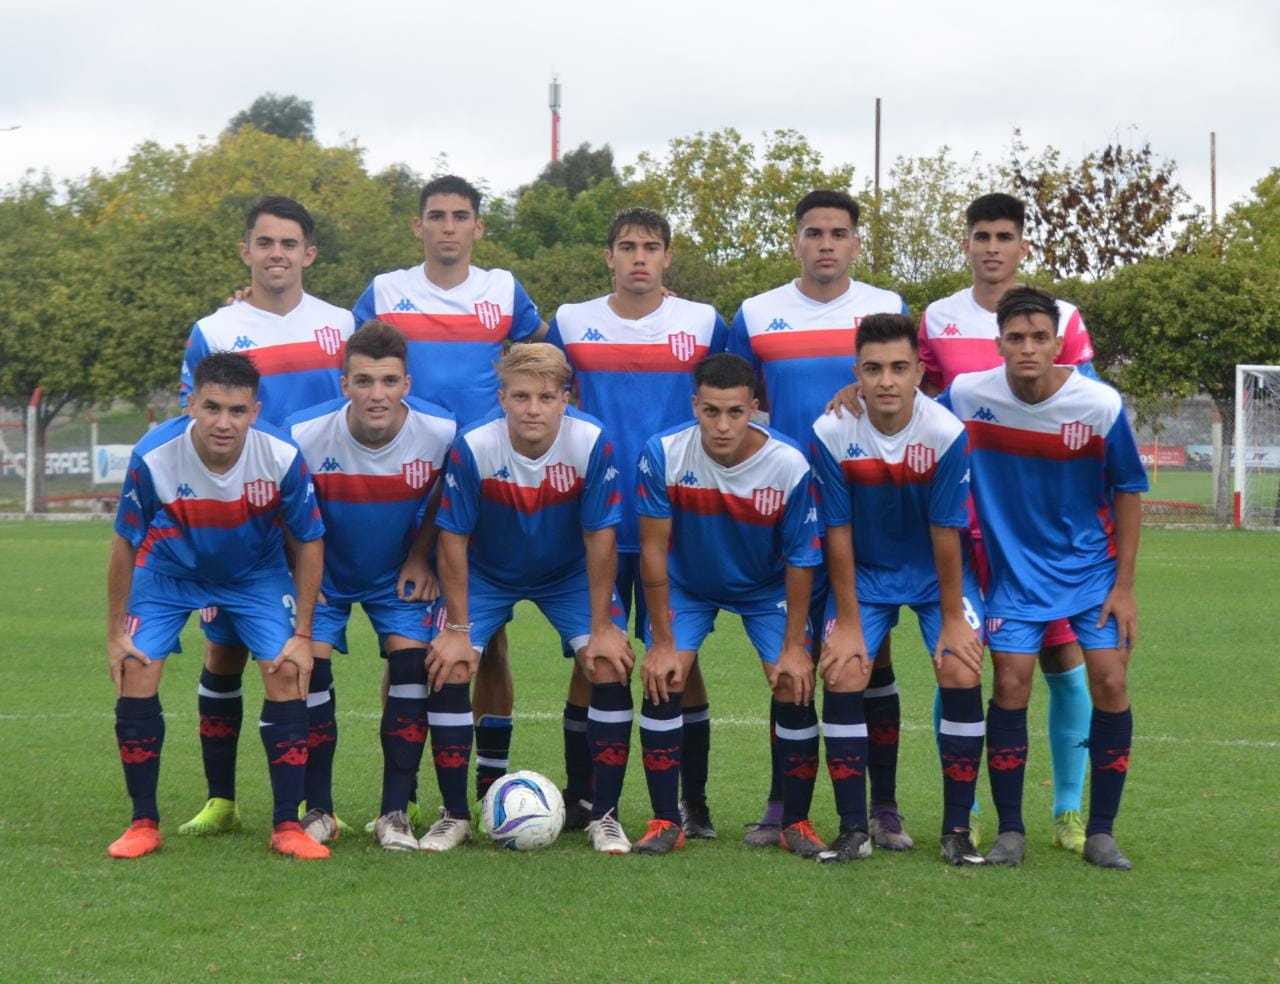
[3,0,1276,219]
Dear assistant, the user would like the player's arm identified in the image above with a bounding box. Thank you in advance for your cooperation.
[817,524,868,687]
[1098,491,1141,651]
[428,529,479,690]
[638,514,682,703]
[399,482,444,602]
[581,525,634,681]
[928,524,983,674]
[106,534,149,695]
[774,563,816,705]
[267,530,322,699]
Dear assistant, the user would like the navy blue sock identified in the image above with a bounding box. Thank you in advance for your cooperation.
[865,661,900,806]
[681,702,710,805]
[640,693,684,824]
[474,714,513,802]
[196,669,241,801]
[766,699,783,803]
[986,702,1028,835]
[1086,707,1133,837]
[116,695,164,822]
[588,682,633,819]
[775,699,820,828]
[429,683,473,819]
[380,648,429,816]
[822,690,868,831]
[938,686,985,833]
[304,658,337,815]
[562,702,592,802]
[259,698,309,826]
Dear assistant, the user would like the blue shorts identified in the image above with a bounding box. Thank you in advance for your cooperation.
[644,582,810,666]
[128,567,297,662]
[615,552,649,641]
[312,584,440,653]
[808,564,830,647]
[822,571,984,657]
[466,570,626,656]
[986,604,1119,654]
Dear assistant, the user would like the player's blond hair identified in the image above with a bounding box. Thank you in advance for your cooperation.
[498,343,572,390]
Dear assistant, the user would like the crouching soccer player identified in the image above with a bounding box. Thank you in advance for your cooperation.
[939,286,1146,869]
[106,352,326,860]
[632,353,822,856]
[810,314,986,865]
[428,343,637,853]
[286,321,460,850]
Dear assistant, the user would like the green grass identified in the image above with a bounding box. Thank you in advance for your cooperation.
[0,523,1277,981]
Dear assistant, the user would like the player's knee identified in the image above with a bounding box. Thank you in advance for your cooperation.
[825,659,870,694]
[992,661,1033,708]
[937,660,980,690]
[1038,641,1082,674]
[206,643,248,675]
[1087,660,1129,711]
[684,659,707,704]
[770,676,798,703]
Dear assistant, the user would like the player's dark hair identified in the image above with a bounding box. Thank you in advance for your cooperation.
[795,189,860,228]
[244,195,315,244]
[607,207,671,249]
[194,351,260,394]
[419,175,482,216]
[856,313,919,353]
[966,193,1025,232]
[694,353,757,396]
[344,319,407,370]
[996,285,1060,334]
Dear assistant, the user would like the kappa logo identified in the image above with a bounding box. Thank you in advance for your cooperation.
[175,483,195,498]
[904,443,935,474]
[546,463,577,493]
[232,335,257,350]
[125,489,142,508]
[805,506,818,524]
[494,466,511,480]
[766,318,790,332]
[392,298,418,313]
[941,322,961,337]
[1061,421,1094,451]
[474,300,502,331]
[580,327,606,342]
[638,456,651,476]
[846,443,866,459]
[668,331,697,363]
[243,479,277,508]
[752,486,784,517]
[604,465,619,482]
[314,326,343,356]
[973,406,998,422]
[679,471,698,486]
[402,459,434,490]
[317,457,343,473]
[446,473,459,489]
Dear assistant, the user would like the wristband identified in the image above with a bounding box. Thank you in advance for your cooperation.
[444,622,472,634]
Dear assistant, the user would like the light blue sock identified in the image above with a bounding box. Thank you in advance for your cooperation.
[1043,663,1090,816]
[935,685,981,815]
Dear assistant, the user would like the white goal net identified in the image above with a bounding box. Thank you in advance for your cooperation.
[1234,365,1280,529]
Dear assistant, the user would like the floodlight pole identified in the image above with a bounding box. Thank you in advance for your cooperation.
[873,97,882,273]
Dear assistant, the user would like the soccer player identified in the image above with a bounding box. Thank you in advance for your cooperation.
[354,175,548,807]
[429,343,636,853]
[546,206,728,838]
[938,286,1146,869]
[106,352,326,860]
[285,321,461,851]
[631,353,822,856]
[728,190,909,848]
[177,196,355,838]
[810,314,986,865]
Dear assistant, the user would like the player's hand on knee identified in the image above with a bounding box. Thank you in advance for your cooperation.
[108,632,151,697]
[268,634,314,700]
[817,621,867,688]
[641,644,682,704]
[935,616,984,675]
[426,632,478,691]
[824,382,864,419]
[773,645,815,706]
[585,626,634,684]
[1099,586,1138,653]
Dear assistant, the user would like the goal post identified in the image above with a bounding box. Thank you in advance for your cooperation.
[1234,365,1280,530]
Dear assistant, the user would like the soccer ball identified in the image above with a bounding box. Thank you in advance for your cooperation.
[481,770,565,850]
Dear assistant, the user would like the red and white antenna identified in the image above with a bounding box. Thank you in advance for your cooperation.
[549,75,562,163]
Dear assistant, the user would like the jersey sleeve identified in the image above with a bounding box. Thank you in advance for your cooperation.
[918,313,944,392]
[436,439,482,535]
[1104,408,1150,494]
[709,313,730,355]
[113,454,161,547]
[179,323,209,408]
[927,432,970,528]
[808,427,851,528]
[779,471,823,569]
[935,385,955,415]
[580,431,622,531]
[278,451,325,542]
[509,280,542,342]
[1059,308,1096,370]
[352,281,377,329]
[635,437,671,520]
[727,308,760,370]
[545,312,566,352]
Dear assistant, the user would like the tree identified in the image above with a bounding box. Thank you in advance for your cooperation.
[527,143,617,199]
[1225,166,1280,263]
[227,93,315,142]
[1006,130,1199,280]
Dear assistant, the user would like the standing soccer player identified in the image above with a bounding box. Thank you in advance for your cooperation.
[429,344,637,853]
[106,352,326,860]
[939,286,1146,869]
[632,354,822,856]
[810,314,986,865]
[286,321,461,850]
[355,175,547,806]
[546,206,727,838]
[728,190,909,848]
[178,197,355,838]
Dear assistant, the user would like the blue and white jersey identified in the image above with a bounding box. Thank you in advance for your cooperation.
[547,295,728,554]
[353,264,542,427]
[436,406,621,588]
[179,294,355,428]
[810,395,970,606]
[114,416,324,584]
[939,367,1149,621]
[728,279,908,443]
[636,422,822,608]
[287,396,456,602]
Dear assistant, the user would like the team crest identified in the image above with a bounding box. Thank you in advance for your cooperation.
[314,326,343,356]
[823,618,838,641]
[474,300,502,331]
[905,443,935,474]
[433,604,448,633]
[668,331,697,363]
[124,614,141,636]
[752,486,784,517]
[1060,421,1094,451]
[244,479,277,508]
[985,617,1005,636]
[546,463,577,493]
[200,606,220,624]
[402,459,434,490]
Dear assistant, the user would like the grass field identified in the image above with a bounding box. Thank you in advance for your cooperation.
[1,522,1277,982]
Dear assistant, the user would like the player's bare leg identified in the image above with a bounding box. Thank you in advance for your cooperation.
[180,641,249,836]
[1080,645,1133,870]
[1039,637,1090,853]
[984,652,1036,866]
[472,626,513,802]
[679,658,715,838]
